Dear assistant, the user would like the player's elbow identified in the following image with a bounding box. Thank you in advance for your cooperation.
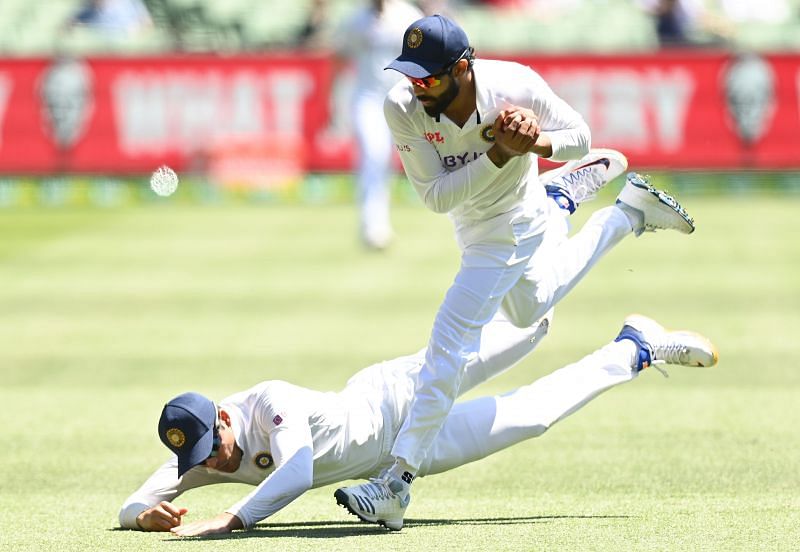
[427,200,451,214]
[285,448,314,492]
[578,124,591,155]
[422,189,452,214]
[297,471,313,492]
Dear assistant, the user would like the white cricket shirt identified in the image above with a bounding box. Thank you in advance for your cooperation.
[118,372,416,529]
[384,58,590,232]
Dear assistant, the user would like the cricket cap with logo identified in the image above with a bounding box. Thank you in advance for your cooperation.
[158,392,217,476]
[385,14,471,78]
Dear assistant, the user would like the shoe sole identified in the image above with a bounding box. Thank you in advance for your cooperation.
[624,313,719,367]
[334,489,403,531]
[619,175,695,234]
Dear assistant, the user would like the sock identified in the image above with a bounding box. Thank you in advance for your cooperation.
[615,201,644,236]
[387,459,416,493]
[614,339,640,371]
[545,185,576,214]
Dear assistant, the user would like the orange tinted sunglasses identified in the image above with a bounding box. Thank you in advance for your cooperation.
[407,73,444,89]
[406,49,470,89]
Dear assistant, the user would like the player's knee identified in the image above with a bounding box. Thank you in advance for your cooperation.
[529,424,549,438]
[505,307,550,329]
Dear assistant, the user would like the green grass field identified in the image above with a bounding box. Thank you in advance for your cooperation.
[1,191,798,551]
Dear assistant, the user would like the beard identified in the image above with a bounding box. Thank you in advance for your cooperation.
[419,77,460,118]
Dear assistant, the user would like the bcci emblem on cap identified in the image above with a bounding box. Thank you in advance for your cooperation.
[166,428,186,447]
[158,392,218,476]
[407,28,423,49]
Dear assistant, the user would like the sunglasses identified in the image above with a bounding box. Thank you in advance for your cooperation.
[207,419,222,459]
[407,72,445,89]
[406,49,471,89]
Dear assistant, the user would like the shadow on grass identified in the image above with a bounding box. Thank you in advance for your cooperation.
[142,515,632,541]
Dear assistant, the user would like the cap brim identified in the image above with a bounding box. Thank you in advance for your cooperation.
[177,427,214,477]
[385,57,444,78]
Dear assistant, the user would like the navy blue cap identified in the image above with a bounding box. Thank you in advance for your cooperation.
[158,392,216,477]
[386,14,470,78]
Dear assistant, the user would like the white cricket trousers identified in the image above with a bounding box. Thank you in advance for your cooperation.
[352,91,393,235]
[391,204,633,469]
[418,339,638,476]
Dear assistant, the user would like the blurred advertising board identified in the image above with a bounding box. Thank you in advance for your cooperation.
[0,51,797,175]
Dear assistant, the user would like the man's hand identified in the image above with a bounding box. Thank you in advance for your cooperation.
[170,512,244,537]
[487,107,553,167]
[135,501,188,532]
[497,107,541,154]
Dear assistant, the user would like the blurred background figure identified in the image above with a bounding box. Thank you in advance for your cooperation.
[716,0,791,24]
[636,0,731,47]
[331,0,424,250]
[296,0,330,49]
[65,0,152,37]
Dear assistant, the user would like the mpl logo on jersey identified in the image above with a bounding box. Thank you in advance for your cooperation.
[424,131,445,144]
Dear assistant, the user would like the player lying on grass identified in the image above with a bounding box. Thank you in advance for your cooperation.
[119,312,717,536]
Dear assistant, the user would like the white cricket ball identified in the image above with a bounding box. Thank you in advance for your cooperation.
[150,165,179,197]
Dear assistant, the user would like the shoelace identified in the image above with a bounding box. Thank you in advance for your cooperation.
[655,342,692,365]
[651,363,670,378]
[649,341,691,378]
[359,478,394,501]
[560,166,606,203]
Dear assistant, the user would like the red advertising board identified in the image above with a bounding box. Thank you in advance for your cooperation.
[517,52,800,169]
[0,51,797,175]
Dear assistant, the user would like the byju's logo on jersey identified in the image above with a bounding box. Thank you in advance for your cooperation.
[442,151,484,169]
[424,131,445,144]
[480,124,495,143]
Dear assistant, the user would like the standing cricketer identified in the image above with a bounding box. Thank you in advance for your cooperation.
[333,0,423,249]
[334,14,697,529]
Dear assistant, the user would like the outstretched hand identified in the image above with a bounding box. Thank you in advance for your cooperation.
[170,512,243,537]
[136,501,188,532]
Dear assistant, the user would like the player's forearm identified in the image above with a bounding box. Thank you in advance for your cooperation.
[487,144,513,168]
[226,448,314,528]
[410,154,501,213]
[529,134,553,159]
[543,125,591,161]
[219,512,244,531]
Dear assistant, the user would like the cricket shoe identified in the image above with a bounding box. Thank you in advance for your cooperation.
[361,224,393,251]
[334,476,410,531]
[614,314,719,376]
[542,148,628,213]
[616,173,695,235]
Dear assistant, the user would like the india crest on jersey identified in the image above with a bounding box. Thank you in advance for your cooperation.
[254,452,274,469]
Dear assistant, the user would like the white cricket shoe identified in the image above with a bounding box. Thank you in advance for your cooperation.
[542,148,628,212]
[616,173,695,235]
[614,314,719,375]
[360,224,393,251]
[334,477,410,531]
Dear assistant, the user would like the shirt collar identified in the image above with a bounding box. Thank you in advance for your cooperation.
[434,60,489,126]
[473,59,494,125]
